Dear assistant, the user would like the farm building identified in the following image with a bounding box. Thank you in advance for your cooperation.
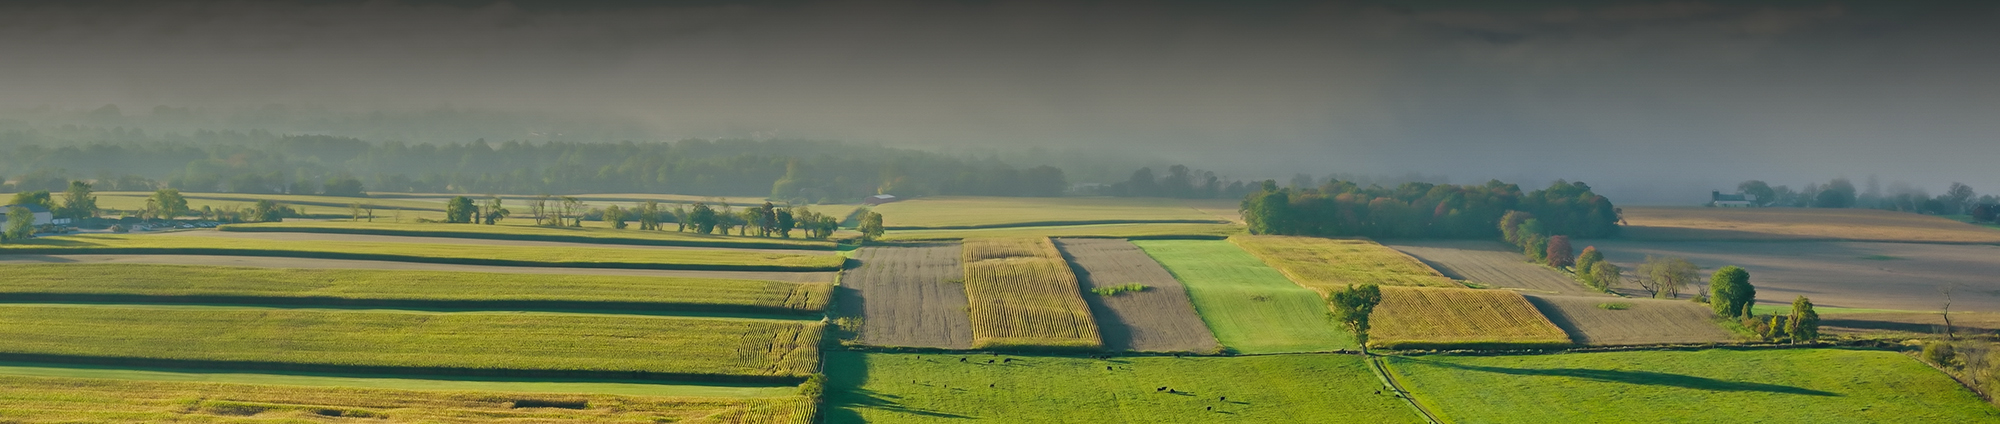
[862,194,900,205]
[1709,191,1753,207]
[0,204,61,227]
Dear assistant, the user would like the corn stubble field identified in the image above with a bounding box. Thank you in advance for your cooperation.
[1371,287,1572,350]
[960,237,1103,350]
[1231,235,1461,292]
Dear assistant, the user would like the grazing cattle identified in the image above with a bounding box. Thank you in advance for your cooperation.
[960,358,967,362]
[1206,406,1213,411]
[1157,387,1167,392]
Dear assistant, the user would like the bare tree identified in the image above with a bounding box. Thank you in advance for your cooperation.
[1637,256,1699,300]
[1941,283,1957,340]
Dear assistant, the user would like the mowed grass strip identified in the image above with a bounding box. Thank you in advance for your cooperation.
[0,374,815,424]
[872,196,1227,229]
[1230,235,1458,292]
[1133,240,1354,353]
[1372,287,1571,350]
[1389,349,2000,423]
[824,351,1422,424]
[224,221,836,250]
[0,264,831,314]
[960,237,1102,350]
[0,234,844,271]
[882,223,1243,241]
[0,305,822,379]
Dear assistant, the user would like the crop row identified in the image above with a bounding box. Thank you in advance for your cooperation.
[0,234,844,271]
[960,237,1103,350]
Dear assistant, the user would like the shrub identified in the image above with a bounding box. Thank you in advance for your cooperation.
[1923,341,1959,368]
[1596,302,1632,310]
[1091,283,1150,296]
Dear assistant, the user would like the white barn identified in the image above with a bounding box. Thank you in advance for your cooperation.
[1709,191,1753,208]
[0,204,60,227]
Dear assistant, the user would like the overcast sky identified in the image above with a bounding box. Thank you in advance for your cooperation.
[2,0,1997,204]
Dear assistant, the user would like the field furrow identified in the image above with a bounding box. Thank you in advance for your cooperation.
[1384,240,1596,296]
[960,237,1102,350]
[1372,286,1571,350]
[837,244,974,349]
[1521,294,1736,345]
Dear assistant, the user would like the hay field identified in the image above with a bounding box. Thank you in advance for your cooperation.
[0,304,822,379]
[960,237,1102,350]
[1132,240,1353,353]
[0,234,844,271]
[0,253,838,282]
[1384,240,1595,295]
[1621,206,2000,243]
[1231,235,1458,293]
[1585,240,2000,311]
[1371,287,1571,350]
[1522,294,1736,345]
[1054,238,1220,353]
[823,351,1422,424]
[871,196,1228,229]
[882,222,1242,241]
[0,263,831,314]
[0,373,814,424]
[224,221,837,250]
[1390,349,2000,423]
[836,244,975,349]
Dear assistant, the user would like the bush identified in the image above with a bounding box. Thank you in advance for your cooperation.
[1091,283,1149,296]
[1596,302,1631,310]
[1923,341,1959,368]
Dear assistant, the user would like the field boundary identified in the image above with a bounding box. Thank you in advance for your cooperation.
[0,294,827,318]
[0,354,809,385]
[219,224,836,250]
[1368,355,1445,424]
[1616,234,2000,246]
[0,248,840,272]
[886,218,1230,231]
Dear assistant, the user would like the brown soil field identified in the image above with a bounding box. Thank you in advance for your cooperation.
[1817,312,2000,336]
[157,230,833,255]
[1384,240,1597,296]
[1584,240,2000,312]
[1522,294,1737,345]
[835,244,974,349]
[0,254,836,282]
[1621,206,2000,243]
[1371,286,1571,350]
[1052,238,1220,353]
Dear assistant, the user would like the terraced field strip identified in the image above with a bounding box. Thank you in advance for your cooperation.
[1132,240,1353,353]
[0,263,831,316]
[0,234,844,271]
[1523,294,1736,345]
[1231,235,1459,292]
[0,254,839,282]
[223,221,836,251]
[1621,206,2000,243]
[824,351,1423,423]
[0,362,797,397]
[1384,240,1597,295]
[0,304,822,382]
[871,196,1227,230]
[1053,238,1219,353]
[95,192,448,213]
[836,244,975,349]
[1388,349,2000,423]
[1372,287,1571,350]
[0,373,815,423]
[961,237,1102,350]
[882,223,1242,241]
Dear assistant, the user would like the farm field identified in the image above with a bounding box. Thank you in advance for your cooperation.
[0,373,814,424]
[882,222,1242,241]
[960,237,1102,350]
[1371,287,1571,350]
[823,351,1422,424]
[1384,240,1599,296]
[837,244,975,349]
[0,304,821,379]
[1585,240,2000,312]
[1812,311,2000,336]
[1054,238,1220,353]
[870,196,1229,229]
[223,220,836,250]
[0,362,796,397]
[1132,240,1353,353]
[0,233,845,271]
[1523,294,1737,345]
[0,263,831,314]
[1620,206,2000,243]
[1231,235,1458,293]
[0,253,838,282]
[1389,349,2000,423]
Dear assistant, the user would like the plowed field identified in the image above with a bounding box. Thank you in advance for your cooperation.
[1384,240,1595,295]
[1522,294,1736,345]
[836,244,974,349]
[1053,238,1219,353]
[1585,240,2000,311]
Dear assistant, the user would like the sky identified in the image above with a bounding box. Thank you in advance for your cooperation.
[1,0,1997,204]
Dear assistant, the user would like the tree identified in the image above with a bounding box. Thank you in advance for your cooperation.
[1575,246,1604,276]
[9,191,53,211]
[147,189,188,221]
[4,205,32,242]
[775,207,796,238]
[246,200,290,223]
[859,211,886,241]
[1709,266,1755,318]
[348,202,364,221]
[636,201,661,230]
[1942,182,1976,215]
[1636,256,1699,299]
[1328,284,1384,353]
[322,177,367,197]
[690,202,718,234]
[603,205,629,229]
[60,181,97,220]
[1787,296,1819,342]
[480,196,509,225]
[444,196,477,223]
[1546,235,1574,268]
[560,196,584,227]
[1812,178,1857,208]
[1588,262,1623,292]
[1738,180,1776,207]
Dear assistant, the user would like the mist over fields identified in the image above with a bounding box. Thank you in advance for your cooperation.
[2,0,1997,204]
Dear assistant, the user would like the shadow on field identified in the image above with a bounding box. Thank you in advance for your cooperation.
[1405,359,1837,396]
[822,352,974,423]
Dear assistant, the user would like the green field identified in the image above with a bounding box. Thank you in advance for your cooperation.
[224,220,836,250]
[871,196,1230,229]
[1389,349,2000,423]
[882,222,1243,241]
[0,304,821,379]
[823,351,1420,423]
[0,234,844,271]
[93,191,450,220]
[0,263,830,314]
[1132,240,1353,353]
[0,362,796,397]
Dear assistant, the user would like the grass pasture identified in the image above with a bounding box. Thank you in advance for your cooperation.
[223,220,836,250]
[1371,287,1571,350]
[0,233,844,271]
[1230,235,1459,293]
[0,304,822,381]
[824,351,1422,423]
[883,222,1243,241]
[1620,206,2000,243]
[0,263,831,315]
[871,196,1229,229]
[1389,349,2000,423]
[1133,240,1353,353]
[960,237,1102,350]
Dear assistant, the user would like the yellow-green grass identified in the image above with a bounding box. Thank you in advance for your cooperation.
[0,234,844,271]
[1372,286,1571,350]
[0,263,830,315]
[1230,235,1458,293]
[824,351,1421,423]
[93,191,448,218]
[0,373,814,424]
[0,304,822,381]
[1389,349,2000,423]
[224,220,836,250]
[1132,240,1353,353]
[960,237,1102,350]
[0,362,796,397]
[871,196,1229,229]
[882,222,1244,241]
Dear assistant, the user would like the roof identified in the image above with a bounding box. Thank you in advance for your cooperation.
[0,204,49,213]
[1711,191,1748,202]
[869,194,896,199]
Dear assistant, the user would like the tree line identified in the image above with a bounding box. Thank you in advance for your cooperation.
[438,195,867,241]
[1242,179,1620,239]
[1736,178,1996,216]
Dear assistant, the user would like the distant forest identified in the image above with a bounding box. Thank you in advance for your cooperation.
[1242,179,1621,239]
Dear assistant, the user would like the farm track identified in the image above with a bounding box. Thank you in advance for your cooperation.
[0,254,837,282]
[1385,240,1599,296]
[1053,238,1220,353]
[1369,356,1444,424]
[171,229,836,255]
[837,244,975,349]
[1523,295,1737,345]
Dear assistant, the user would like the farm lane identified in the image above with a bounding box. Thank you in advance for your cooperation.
[0,254,836,283]
[1054,238,1220,353]
[837,244,975,349]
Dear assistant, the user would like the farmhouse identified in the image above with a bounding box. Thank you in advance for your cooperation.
[0,204,62,227]
[862,194,900,205]
[1709,191,1753,208]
